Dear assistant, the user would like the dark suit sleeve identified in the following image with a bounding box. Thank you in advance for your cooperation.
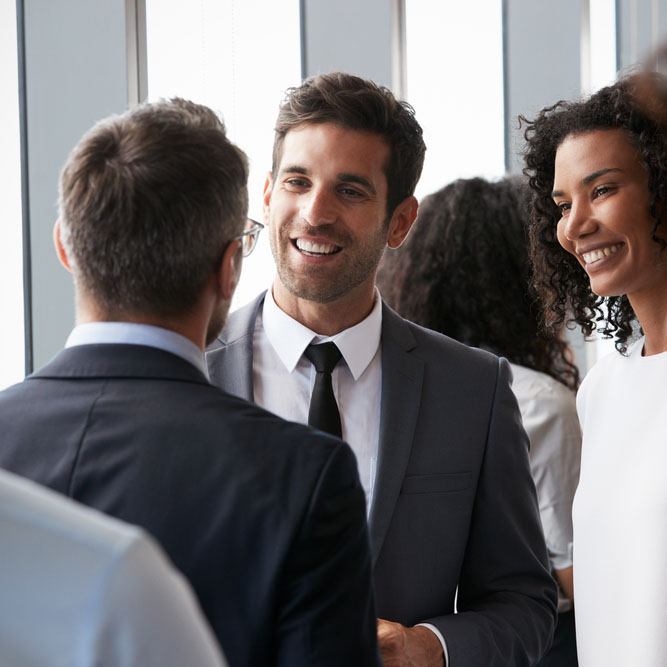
[275,439,381,667]
[425,359,558,666]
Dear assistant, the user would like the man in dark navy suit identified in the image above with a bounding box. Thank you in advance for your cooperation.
[0,98,379,666]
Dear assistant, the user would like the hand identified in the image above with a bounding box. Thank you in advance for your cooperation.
[377,618,445,667]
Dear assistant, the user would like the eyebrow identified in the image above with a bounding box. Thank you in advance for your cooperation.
[552,168,622,197]
[279,165,308,177]
[278,166,377,196]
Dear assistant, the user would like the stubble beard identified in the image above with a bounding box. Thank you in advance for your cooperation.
[270,221,388,304]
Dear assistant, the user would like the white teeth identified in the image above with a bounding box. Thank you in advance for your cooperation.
[295,238,339,255]
[582,243,621,265]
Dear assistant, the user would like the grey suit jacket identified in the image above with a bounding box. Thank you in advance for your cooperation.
[207,293,558,666]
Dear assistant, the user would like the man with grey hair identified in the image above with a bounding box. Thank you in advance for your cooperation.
[0,98,379,666]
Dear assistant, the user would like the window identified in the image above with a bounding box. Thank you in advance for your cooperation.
[145,0,301,310]
[0,1,26,389]
[589,0,617,93]
[405,0,505,201]
[586,0,618,366]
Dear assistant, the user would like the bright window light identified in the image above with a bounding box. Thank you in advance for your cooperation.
[405,0,505,202]
[587,0,618,367]
[146,0,301,310]
[590,0,617,91]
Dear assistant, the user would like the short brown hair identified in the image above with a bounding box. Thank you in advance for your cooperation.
[59,98,248,318]
[272,72,426,217]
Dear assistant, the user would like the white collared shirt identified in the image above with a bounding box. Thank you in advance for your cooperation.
[65,322,208,379]
[253,289,382,511]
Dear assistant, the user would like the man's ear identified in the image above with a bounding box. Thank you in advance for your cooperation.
[262,172,274,224]
[218,240,243,301]
[387,196,419,249]
[53,220,73,272]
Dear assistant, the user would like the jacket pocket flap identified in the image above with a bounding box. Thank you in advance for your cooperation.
[401,472,471,495]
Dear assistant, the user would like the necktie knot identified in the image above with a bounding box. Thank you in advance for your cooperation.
[304,342,342,374]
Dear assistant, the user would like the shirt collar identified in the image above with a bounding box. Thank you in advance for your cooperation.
[65,322,208,379]
[262,289,382,380]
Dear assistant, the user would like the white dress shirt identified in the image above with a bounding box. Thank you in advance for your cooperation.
[0,468,225,666]
[253,289,382,511]
[510,363,581,614]
[65,321,208,378]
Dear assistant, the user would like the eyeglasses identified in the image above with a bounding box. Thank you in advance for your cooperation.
[235,218,264,257]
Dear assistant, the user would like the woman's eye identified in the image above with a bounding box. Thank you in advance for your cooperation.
[556,201,571,214]
[593,185,610,198]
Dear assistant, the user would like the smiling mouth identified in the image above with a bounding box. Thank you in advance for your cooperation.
[294,238,342,256]
[580,243,623,265]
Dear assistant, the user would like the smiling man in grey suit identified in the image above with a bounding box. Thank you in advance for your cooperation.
[207,72,558,666]
[0,98,379,666]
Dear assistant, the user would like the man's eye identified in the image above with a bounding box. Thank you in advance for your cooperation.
[286,178,308,188]
[339,188,363,197]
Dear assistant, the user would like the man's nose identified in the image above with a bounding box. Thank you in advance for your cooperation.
[301,187,337,227]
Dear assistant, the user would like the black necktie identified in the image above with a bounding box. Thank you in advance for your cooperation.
[304,342,343,437]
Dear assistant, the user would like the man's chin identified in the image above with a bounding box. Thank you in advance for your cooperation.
[281,279,357,305]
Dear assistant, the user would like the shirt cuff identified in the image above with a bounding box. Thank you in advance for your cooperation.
[416,623,449,666]
[547,540,573,571]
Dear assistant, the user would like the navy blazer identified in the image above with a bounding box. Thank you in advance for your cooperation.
[207,294,558,666]
[0,343,380,667]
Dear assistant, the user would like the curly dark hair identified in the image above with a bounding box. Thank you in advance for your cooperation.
[377,176,579,389]
[272,72,426,218]
[521,73,667,353]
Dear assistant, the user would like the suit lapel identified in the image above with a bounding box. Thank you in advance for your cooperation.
[205,293,265,401]
[368,305,424,565]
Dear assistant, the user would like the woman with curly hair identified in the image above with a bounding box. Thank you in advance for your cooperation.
[523,73,667,666]
[377,176,581,667]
